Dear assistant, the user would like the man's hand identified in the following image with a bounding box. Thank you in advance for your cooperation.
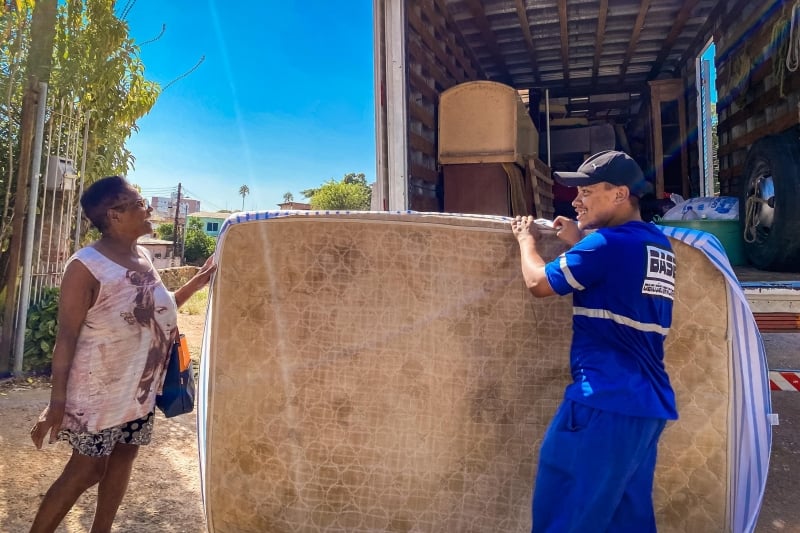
[512,216,541,243]
[510,216,556,298]
[553,216,583,246]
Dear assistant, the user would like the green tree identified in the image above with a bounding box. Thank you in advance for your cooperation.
[343,172,368,186]
[302,172,371,210]
[0,0,59,371]
[0,0,162,280]
[183,218,215,265]
[282,191,293,203]
[0,1,161,187]
[710,103,719,195]
[238,184,249,210]
[155,222,174,241]
[51,0,161,178]
[81,226,101,246]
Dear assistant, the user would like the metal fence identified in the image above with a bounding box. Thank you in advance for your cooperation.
[28,94,88,301]
[7,83,89,373]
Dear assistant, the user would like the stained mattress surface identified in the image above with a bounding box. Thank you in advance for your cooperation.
[198,211,770,532]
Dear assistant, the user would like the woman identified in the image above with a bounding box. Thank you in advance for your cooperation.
[28,176,215,533]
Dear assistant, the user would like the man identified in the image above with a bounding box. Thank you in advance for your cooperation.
[512,150,677,532]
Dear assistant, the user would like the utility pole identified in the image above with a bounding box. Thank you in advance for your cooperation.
[172,182,182,262]
[180,205,188,266]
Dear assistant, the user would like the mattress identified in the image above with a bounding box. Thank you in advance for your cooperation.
[198,211,771,532]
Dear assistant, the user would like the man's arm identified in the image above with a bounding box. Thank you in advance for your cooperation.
[512,217,556,298]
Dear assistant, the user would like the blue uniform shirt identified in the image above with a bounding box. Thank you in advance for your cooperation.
[544,221,678,420]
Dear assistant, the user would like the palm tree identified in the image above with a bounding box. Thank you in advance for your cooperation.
[283,192,294,203]
[238,184,250,210]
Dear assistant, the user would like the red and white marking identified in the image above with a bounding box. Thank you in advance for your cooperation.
[770,371,800,391]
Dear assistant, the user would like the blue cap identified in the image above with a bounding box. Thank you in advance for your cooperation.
[552,150,653,197]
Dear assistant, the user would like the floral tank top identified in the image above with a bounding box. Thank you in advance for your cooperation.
[58,246,178,433]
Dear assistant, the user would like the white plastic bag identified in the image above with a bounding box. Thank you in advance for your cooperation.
[661,196,739,221]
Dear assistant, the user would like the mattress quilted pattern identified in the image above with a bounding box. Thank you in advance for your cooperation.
[200,214,730,532]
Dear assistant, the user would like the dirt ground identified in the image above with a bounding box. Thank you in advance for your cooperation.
[0,311,208,533]
[1,313,798,532]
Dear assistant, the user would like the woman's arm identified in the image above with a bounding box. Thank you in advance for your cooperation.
[31,260,97,448]
[173,255,216,309]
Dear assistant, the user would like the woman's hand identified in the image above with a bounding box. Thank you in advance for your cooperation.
[194,255,217,286]
[553,216,583,246]
[174,256,217,308]
[30,403,65,449]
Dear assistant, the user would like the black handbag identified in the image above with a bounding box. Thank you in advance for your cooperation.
[156,333,195,417]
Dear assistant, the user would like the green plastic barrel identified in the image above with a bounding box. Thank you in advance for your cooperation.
[655,219,747,266]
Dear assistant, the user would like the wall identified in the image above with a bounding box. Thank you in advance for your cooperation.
[404,0,486,211]
[157,266,199,291]
[140,243,174,269]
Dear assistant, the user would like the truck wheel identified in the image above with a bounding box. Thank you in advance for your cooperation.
[740,130,800,271]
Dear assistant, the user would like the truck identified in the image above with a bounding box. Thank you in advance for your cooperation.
[370,0,800,328]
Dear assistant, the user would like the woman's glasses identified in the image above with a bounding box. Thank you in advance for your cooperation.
[109,197,150,211]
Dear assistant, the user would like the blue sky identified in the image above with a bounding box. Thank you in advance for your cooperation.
[124,1,376,212]
[702,43,717,103]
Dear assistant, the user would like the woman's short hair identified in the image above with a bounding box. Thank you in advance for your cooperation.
[80,176,130,232]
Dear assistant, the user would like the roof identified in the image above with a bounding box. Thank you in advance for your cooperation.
[187,211,230,220]
[277,201,311,210]
[138,236,173,245]
[148,213,173,224]
[441,0,722,119]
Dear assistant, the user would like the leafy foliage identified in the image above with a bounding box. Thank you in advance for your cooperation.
[156,222,175,241]
[1,0,162,252]
[183,217,215,265]
[81,226,101,246]
[302,172,371,211]
[711,103,719,195]
[23,286,59,373]
[180,286,208,316]
[51,0,161,178]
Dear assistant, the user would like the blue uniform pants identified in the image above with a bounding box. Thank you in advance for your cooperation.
[532,399,667,532]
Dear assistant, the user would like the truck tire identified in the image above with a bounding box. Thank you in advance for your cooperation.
[740,130,800,271]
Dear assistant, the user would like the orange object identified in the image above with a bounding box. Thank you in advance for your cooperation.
[177,334,191,371]
[753,313,800,332]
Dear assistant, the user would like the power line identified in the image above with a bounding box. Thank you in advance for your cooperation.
[139,183,230,214]
[142,189,175,196]
[140,186,177,193]
[180,186,228,212]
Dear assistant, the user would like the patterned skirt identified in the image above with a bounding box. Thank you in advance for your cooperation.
[58,412,154,457]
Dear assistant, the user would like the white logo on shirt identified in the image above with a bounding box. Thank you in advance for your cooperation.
[642,245,676,300]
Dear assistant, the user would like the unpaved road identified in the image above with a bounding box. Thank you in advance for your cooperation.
[0,312,208,533]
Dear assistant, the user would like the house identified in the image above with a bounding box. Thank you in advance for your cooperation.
[277,201,310,210]
[149,194,200,221]
[137,236,177,268]
[188,211,229,238]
